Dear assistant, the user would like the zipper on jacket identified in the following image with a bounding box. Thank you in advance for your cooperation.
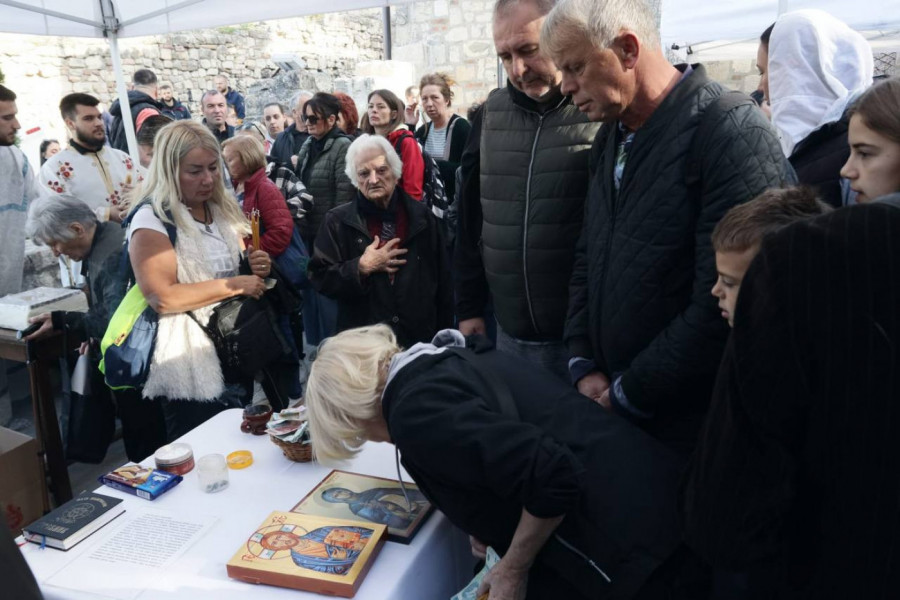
[554,533,612,584]
[522,96,568,336]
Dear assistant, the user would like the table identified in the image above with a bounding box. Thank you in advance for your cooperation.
[0,328,72,509]
[21,408,473,599]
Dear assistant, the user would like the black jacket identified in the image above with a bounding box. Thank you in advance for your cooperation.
[308,189,453,347]
[271,123,309,168]
[789,112,850,208]
[414,113,471,202]
[454,83,599,341]
[682,196,900,599]
[566,65,789,451]
[108,91,163,152]
[383,344,684,599]
[160,99,192,121]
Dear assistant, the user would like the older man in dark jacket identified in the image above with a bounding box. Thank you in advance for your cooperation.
[309,134,452,347]
[543,0,791,452]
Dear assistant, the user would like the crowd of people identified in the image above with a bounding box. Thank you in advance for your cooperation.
[2,0,900,598]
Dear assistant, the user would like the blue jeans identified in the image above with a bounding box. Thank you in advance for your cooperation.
[495,323,569,382]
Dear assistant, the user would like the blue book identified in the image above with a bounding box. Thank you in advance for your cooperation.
[99,464,182,500]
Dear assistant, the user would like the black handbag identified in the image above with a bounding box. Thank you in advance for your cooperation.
[190,295,291,384]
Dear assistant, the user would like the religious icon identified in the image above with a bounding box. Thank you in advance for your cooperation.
[292,470,434,544]
[227,511,386,598]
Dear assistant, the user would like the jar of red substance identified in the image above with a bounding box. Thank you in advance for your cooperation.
[154,443,195,475]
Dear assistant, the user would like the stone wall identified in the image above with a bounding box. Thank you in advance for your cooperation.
[1,10,384,162]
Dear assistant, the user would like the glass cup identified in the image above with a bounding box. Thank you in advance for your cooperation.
[197,453,229,493]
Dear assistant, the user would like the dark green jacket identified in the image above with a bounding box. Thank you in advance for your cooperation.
[455,82,599,341]
[294,128,354,245]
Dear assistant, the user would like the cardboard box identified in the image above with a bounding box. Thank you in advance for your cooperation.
[0,427,44,531]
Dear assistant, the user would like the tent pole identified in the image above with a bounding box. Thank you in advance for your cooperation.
[382,7,392,60]
[106,30,139,160]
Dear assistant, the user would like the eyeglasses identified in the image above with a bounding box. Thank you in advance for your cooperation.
[303,114,320,125]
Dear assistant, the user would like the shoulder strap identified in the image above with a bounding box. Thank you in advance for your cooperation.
[121,200,178,284]
[686,90,751,187]
[445,347,520,420]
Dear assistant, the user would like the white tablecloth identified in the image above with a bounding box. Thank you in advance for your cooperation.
[21,408,472,599]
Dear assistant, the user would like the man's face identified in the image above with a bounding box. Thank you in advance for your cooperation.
[355,149,397,207]
[160,87,173,102]
[493,3,561,101]
[263,106,286,137]
[202,93,227,128]
[0,100,21,146]
[138,143,154,169]
[711,247,758,327]
[67,104,106,147]
[292,95,312,133]
[214,76,228,94]
[555,35,634,123]
[49,223,94,261]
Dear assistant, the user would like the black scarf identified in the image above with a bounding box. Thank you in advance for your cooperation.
[356,188,399,239]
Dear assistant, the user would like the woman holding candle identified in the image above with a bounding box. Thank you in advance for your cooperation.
[125,120,273,441]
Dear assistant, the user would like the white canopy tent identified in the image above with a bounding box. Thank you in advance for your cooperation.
[1,0,898,155]
[0,0,415,157]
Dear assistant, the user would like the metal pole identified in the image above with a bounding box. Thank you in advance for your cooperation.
[107,31,139,159]
[497,56,504,89]
[778,0,789,15]
[382,6,392,60]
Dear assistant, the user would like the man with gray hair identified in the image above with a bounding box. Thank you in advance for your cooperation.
[544,0,790,451]
[272,90,313,167]
[454,0,601,380]
[309,134,452,346]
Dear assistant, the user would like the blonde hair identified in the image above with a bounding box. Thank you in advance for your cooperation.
[137,120,249,236]
[305,325,401,461]
[222,134,267,175]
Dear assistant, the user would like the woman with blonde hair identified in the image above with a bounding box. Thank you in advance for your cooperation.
[305,325,686,600]
[415,73,471,202]
[126,119,272,441]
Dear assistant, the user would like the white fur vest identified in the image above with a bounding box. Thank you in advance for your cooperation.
[141,202,243,401]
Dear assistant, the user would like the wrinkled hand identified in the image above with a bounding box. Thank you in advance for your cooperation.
[458,317,486,336]
[476,558,528,600]
[24,312,54,341]
[228,275,266,300]
[470,535,487,560]
[358,236,408,276]
[577,371,611,409]
[247,246,272,278]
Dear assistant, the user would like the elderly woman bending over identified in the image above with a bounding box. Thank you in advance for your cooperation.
[308,134,452,347]
[126,120,271,441]
[305,325,688,600]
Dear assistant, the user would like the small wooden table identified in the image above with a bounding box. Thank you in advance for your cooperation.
[0,328,73,509]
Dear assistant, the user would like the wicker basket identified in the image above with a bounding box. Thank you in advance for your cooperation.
[270,435,313,462]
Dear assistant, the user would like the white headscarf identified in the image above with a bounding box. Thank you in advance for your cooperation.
[769,9,873,157]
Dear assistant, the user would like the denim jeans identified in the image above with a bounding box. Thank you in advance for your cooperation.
[495,323,569,383]
[302,289,338,347]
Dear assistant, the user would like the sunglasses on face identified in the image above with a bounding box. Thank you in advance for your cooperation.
[303,114,321,125]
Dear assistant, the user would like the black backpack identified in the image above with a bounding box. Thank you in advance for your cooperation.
[392,131,450,220]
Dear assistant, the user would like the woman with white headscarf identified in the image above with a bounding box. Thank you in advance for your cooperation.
[768,9,873,207]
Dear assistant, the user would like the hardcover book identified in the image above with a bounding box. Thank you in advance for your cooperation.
[99,464,182,500]
[226,511,386,598]
[0,287,88,331]
[23,491,125,550]
[291,470,433,544]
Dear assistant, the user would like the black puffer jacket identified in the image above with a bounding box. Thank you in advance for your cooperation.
[108,91,162,152]
[566,64,790,450]
[308,189,453,347]
[789,112,850,208]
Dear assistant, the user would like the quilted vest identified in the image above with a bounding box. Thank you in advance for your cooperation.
[480,87,600,340]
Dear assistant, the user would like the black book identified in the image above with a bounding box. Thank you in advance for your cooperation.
[23,491,125,551]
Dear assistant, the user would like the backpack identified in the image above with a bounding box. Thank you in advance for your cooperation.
[392,132,450,220]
